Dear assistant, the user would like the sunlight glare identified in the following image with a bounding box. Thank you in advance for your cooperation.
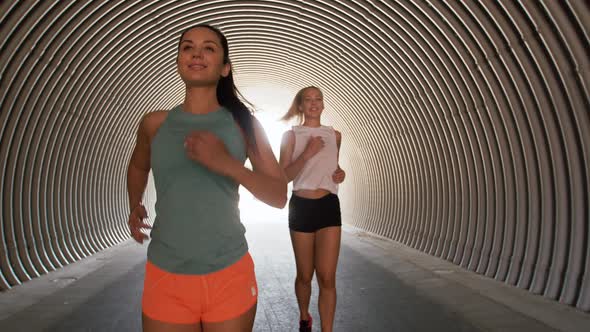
[238,86,296,225]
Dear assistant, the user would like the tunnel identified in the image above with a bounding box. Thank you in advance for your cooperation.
[1,0,589,328]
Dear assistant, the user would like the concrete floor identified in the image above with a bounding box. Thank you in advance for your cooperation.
[1,220,589,332]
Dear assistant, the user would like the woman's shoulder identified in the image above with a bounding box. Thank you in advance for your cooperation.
[139,110,170,138]
[142,110,169,126]
[320,125,340,135]
[144,109,169,118]
[281,128,295,141]
[321,126,341,143]
[329,127,341,136]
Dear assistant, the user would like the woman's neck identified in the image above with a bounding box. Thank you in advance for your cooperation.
[302,118,321,127]
[183,85,220,114]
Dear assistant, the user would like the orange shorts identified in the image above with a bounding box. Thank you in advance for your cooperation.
[142,252,258,324]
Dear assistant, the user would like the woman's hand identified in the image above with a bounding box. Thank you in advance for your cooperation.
[184,131,236,176]
[128,204,151,243]
[302,136,324,160]
[332,167,346,184]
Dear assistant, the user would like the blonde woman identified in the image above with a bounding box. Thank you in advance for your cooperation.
[279,86,345,332]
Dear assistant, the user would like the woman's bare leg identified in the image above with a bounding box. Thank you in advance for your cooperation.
[314,226,341,332]
[290,230,316,321]
[201,302,257,332]
[142,314,201,332]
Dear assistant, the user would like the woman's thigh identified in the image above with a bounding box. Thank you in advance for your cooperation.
[201,302,257,332]
[142,314,201,332]
[290,230,316,279]
[314,226,341,286]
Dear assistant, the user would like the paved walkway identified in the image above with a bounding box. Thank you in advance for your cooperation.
[1,220,588,331]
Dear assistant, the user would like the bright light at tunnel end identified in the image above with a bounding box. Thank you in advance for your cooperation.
[238,86,295,225]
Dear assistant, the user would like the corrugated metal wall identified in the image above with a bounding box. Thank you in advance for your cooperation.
[1,0,588,311]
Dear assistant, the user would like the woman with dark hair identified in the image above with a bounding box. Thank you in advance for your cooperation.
[279,86,345,332]
[126,24,287,332]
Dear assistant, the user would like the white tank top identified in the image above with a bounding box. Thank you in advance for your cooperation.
[291,125,339,194]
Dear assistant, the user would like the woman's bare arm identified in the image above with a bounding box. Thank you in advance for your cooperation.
[224,118,288,208]
[279,130,324,182]
[126,111,167,243]
[332,130,346,183]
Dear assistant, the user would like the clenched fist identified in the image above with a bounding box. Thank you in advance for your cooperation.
[302,136,325,160]
[332,167,346,184]
[184,131,235,176]
[128,204,151,243]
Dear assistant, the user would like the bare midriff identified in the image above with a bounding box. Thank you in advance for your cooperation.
[293,188,332,199]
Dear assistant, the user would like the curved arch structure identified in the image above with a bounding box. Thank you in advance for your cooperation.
[1,0,588,311]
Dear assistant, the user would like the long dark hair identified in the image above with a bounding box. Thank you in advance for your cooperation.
[178,24,257,151]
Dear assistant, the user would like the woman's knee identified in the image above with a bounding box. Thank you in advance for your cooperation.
[296,273,313,286]
[316,274,336,289]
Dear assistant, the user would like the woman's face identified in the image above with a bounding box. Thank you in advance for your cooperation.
[177,27,230,86]
[299,88,324,119]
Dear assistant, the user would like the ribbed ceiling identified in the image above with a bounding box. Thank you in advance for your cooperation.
[1,0,589,312]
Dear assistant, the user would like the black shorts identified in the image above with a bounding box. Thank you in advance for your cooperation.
[288,193,342,233]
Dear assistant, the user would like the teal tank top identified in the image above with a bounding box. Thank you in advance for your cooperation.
[148,104,248,274]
